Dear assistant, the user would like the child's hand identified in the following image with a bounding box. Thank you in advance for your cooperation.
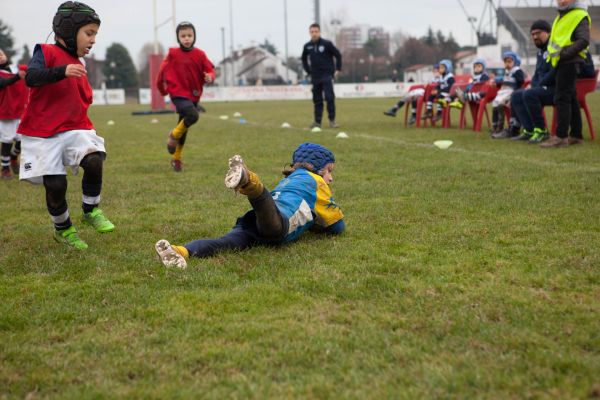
[204,73,213,84]
[17,70,26,79]
[431,89,438,95]
[65,64,87,78]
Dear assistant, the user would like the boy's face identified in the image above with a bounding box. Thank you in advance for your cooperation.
[0,50,6,65]
[310,27,321,42]
[76,23,99,57]
[557,0,576,7]
[473,63,484,74]
[504,57,515,69]
[178,28,195,49]
[439,64,446,74]
[320,163,335,184]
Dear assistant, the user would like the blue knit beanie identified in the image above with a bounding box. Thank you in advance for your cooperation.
[292,142,335,173]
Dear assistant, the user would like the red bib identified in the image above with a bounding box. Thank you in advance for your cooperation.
[157,47,215,102]
[0,66,28,120]
[18,44,94,138]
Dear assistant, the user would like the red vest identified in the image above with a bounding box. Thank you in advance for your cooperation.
[18,44,94,138]
[0,65,28,120]
[157,47,215,102]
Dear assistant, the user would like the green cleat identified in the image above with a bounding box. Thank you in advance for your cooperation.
[53,226,88,250]
[82,208,115,233]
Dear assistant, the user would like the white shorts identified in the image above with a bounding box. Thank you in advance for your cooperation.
[20,129,106,185]
[403,88,425,102]
[0,119,22,143]
[493,88,514,107]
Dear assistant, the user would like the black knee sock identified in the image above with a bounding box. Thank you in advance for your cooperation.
[249,188,285,240]
[44,175,71,231]
[80,153,103,214]
[1,143,10,170]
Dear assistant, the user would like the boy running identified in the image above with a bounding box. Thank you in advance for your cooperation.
[18,1,114,250]
[157,22,215,172]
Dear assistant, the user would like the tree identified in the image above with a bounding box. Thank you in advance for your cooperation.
[103,43,138,89]
[364,37,387,58]
[18,44,31,65]
[0,19,16,60]
[259,39,278,56]
[394,37,436,68]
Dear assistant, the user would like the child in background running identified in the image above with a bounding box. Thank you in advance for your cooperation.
[157,21,215,172]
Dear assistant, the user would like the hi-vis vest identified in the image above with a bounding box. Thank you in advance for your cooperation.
[547,8,591,67]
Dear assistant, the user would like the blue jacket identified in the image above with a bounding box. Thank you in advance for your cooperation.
[532,41,555,88]
[272,168,345,243]
[301,38,342,80]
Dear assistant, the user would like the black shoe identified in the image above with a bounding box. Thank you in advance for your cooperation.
[512,132,532,141]
[492,129,512,139]
[383,109,397,117]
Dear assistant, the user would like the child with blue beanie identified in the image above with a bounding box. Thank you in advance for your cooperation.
[155,143,345,269]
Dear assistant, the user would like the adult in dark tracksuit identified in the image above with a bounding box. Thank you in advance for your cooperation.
[510,20,556,143]
[301,23,342,129]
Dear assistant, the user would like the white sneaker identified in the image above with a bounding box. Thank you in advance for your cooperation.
[155,240,187,269]
[224,155,248,190]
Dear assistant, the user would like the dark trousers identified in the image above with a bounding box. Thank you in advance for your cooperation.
[171,97,200,128]
[184,188,289,258]
[555,63,582,139]
[511,87,555,132]
[312,77,336,124]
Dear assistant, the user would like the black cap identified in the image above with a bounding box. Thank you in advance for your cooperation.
[530,20,551,33]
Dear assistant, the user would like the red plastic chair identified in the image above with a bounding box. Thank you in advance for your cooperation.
[403,84,426,127]
[550,69,598,140]
[472,83,499,132]
[441,82,469,128]
[414,83,438,128]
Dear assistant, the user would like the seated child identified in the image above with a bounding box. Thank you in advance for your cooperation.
[491,51,525,138]
[383,63,440,121]
[449,58,490,109]
[422,60,455,123]
[155,143,346,269]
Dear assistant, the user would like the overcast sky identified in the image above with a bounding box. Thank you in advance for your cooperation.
[2,0,536,66]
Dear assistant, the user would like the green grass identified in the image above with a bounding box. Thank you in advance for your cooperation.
[1,97,599,399]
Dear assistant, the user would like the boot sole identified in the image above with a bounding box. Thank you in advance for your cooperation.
[224,155,246,189]
[155,240,187,269]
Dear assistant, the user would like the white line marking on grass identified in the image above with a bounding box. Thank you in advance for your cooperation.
[208,115,600,173]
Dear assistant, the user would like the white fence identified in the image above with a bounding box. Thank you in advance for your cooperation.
[91,89,126,105]
[92,83,414,106]
[136,82,412,105]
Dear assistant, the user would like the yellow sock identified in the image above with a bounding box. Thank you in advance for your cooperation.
[172,245,189,260]
[173,144,184,161]
[238,170,264,199]
[172,120,187,140]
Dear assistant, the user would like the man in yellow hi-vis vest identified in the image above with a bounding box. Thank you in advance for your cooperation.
[541,0,591,148]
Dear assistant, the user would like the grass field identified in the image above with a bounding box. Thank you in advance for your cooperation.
[1,97,599,399]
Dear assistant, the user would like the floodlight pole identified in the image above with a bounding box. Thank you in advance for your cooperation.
[229,0,235,86]
[172,0,177,29]
[221,27,227,85]
[284,0,289,83]
[153,0,159,53]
